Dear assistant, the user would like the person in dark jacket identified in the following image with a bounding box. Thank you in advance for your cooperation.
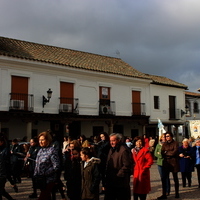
[10,138,24,184]
[66,147,82,200]
[51,133,67,200]
[25,138,40,198]
[157,132,180,199]
[178,138,195,187]
[0,136,16,200]
[104,133,133,200]
[96,132,110,194]
[80,147,101,200]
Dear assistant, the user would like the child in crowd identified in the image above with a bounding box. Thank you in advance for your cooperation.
[80,147,101,200]
[66,147,82,200]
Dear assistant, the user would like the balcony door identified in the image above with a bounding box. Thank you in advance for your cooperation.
[169,96,176,119]
[132,91,141,115]
[60,82,73,103]
[11,76,28,109]
[60,82,74,112]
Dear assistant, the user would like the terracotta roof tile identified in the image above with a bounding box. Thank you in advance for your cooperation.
[0,36,188,89]
[185,91,200,97]
[0,36,148,79]
[145,74,188,89]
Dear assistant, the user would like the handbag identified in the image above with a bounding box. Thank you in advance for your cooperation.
[34,175,47,190]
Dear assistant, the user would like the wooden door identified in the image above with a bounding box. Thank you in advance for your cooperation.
[11,76,28,109]
[132,91,141,115]
[60,82,74,104]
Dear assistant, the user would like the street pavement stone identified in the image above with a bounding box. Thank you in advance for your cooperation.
[4,162,200,200]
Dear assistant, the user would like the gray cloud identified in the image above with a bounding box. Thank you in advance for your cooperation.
[1,0,200,92]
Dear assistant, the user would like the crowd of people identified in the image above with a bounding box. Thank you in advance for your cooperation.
[0,131,200,200]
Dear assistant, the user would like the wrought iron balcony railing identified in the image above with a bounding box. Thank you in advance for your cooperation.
[169,108,184,120]
[9,93,34,111]
[132,103,146,115]
[99,101,116,115]
[59,97,79,114]
[193,108,199,113]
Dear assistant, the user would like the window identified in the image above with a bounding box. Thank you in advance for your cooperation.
[154,96,159,109]
[99,86,110,106]
[99,87,110,99]
[194,102,199,113]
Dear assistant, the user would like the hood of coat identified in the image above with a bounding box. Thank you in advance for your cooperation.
[81,157,101,168]
[88,157,101,164]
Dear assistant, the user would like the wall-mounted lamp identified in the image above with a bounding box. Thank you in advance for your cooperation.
[43,88,53,107]
[181,105,189,117]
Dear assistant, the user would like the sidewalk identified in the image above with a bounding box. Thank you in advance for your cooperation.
[147,162,199,200]
[4,162,200,200]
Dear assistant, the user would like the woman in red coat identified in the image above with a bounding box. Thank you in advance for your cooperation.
[132,136,153,200]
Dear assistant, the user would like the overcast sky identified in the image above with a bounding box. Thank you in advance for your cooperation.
[1,0,200,92]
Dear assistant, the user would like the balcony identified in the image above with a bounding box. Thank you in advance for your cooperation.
[99,101,116,115]
[9,93,34,111]
[59,97,79,114]
[169,108,183,120]
[193,108,199,113]
[132,103,146,115]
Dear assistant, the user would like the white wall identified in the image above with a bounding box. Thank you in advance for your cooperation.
[149,84,185,124]
[0,57,151,116]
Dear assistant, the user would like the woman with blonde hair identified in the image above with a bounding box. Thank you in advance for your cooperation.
[154,133,170,197]
[34,131,60,200]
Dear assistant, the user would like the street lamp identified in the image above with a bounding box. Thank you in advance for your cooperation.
[42,88,53,107]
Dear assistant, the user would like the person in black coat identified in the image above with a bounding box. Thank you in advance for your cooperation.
[26,138,40,198]
[178,138,195,187]
[51,133,67,200]
[66,147,82,200]
[104,133,133,200]
[0,136,16,200]
[10,138,24,184]
[96,132,110,194]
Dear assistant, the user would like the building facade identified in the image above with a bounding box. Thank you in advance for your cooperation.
[0,36,188,142]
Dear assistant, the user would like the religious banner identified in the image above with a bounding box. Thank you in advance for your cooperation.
[158,118,166,137]
[189,120,200,139]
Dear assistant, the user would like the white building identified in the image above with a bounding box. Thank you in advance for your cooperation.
[0,36,188,142]
[185,91,200,139]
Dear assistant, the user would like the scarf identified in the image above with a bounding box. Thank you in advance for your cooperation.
[134,146,143,154]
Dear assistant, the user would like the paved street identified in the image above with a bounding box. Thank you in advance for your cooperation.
[4,162,200,200]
